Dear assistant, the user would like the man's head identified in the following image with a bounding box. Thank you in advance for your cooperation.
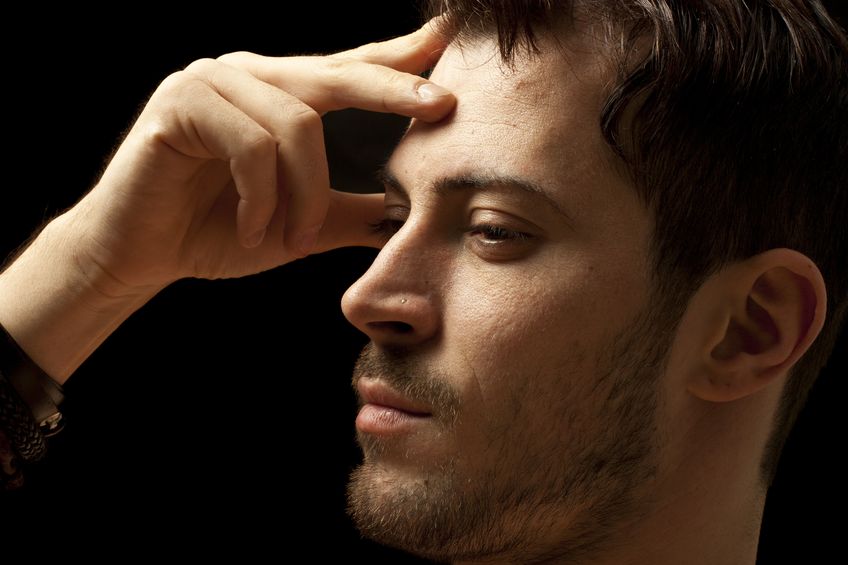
[340,1,847,562]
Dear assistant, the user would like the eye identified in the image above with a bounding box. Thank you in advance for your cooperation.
[466,220,537,261]
[371,218,404,235]
[469,224,531,243]
[371,206,409,244]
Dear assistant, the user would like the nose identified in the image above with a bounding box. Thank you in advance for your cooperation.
[341,227,441,347]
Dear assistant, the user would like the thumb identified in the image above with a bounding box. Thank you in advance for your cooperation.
[313,191,386,253]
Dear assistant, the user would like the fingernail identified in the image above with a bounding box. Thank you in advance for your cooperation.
[244,227,266,248]
[297,226,321,257]
[417,82,451,102]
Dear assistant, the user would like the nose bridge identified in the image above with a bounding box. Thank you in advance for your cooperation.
[355,220,440,300]
[342,221,444,344]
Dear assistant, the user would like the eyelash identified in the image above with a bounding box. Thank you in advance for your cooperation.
[370,218,403,243]
[470,224,531,242]
[369,218,531,244]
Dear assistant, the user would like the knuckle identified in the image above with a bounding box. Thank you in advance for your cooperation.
[156,71,186,96]
[169,70,207,95]
[183,57,218,76]
[385,68,408,89]
[241,130,276,160]
[318,58,361,106]
[136,115,170,146]
[244,130,275,154]
[380,71,409,111]
[152,71,203,107]
[320,55,349,79]
[216,50,253,67]
[137,82,197,147]
[285,103,322,136]
[346,41,381,60]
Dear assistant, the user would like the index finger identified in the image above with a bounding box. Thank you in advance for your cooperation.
[217,22,456,120]
[331,16,449,72]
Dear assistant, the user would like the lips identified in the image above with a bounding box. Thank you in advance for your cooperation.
[355,378,434,437]
[356,378,432,416]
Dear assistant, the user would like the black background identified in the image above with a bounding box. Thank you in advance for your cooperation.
[1,3,844,562]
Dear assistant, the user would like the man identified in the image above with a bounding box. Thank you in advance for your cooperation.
[0,0,845,562]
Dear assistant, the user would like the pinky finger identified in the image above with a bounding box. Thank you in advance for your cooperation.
[229,132,279,247]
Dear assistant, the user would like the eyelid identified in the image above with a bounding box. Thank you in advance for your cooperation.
[382,184,410,207]
[469,223,528,236]
[383,204,410,220]
[469,208,544,237]
[465,223,538,262]
[464,209,542,261]
[370,205,410,243]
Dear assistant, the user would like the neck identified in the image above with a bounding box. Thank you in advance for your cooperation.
[582,394,772,565]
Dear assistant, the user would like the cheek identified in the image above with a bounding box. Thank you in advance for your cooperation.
[441,258,602,409]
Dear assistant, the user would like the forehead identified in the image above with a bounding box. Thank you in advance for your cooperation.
[432,33,611,126]
[387,34,628,220]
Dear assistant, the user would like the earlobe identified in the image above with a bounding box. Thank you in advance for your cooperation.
[687,249,826,402]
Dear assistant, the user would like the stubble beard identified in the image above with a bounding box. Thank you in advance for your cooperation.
[346,306,675,563]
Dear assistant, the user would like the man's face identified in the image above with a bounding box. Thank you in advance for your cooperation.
[342,34,665,561]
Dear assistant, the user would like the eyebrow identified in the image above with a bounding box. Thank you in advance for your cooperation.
[376,166,574,225]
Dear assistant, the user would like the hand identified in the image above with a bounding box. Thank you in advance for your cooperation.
[62,21,455,296]
[0,23,454,381]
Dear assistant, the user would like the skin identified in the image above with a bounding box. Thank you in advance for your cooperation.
[0,21,456,382]
[339,31,666,560]
[342,32,827,565]
[342,32,657,561]
[0,19,827,565]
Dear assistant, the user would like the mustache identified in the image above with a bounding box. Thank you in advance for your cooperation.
[352,343,460,423]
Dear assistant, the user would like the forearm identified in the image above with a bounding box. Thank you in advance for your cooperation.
[0,211,161,384]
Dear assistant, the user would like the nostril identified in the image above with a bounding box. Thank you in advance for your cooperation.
[367,321,414,334]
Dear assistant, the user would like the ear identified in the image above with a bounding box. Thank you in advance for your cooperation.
[682,249,826,402]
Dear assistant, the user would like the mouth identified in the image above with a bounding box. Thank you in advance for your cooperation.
[355,378,433,436]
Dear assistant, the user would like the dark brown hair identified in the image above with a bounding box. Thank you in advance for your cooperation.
[425,0,848,486]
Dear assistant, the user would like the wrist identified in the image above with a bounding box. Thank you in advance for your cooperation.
[0,211,161,382]
[53,204,167,303]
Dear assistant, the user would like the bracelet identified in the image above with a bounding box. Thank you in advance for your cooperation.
[0,323,64,463]
[0,372,46,462]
